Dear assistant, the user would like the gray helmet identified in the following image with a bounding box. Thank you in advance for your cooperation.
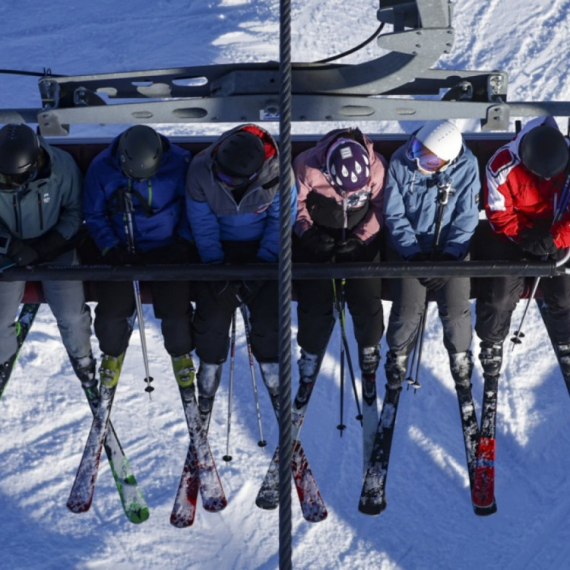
[0,124,40,189]
[117,125,163,180]
[214,130,265,187]
[520,124,569,179]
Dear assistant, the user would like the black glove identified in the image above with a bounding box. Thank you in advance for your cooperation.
[520,233,558,257]
[419,276,449,291]
[7,239,39,266]
[406,252,430,262]
[300,227,335,261]
[145,239,193,264]
[33,230,68,261]
[334,236,365,262]
[209,281,243,312]
[104,246,131,265]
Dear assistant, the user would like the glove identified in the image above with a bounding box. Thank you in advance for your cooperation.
[406,252,430,262]
[419,276,449,291]
[300,227,335,261]
[104,246,127,265]
[209,281,243,312]
[7,239,39,266]
[520,233,558,257]
[33,230,68,261]
[334,236,365,262]
[145,239,193,264]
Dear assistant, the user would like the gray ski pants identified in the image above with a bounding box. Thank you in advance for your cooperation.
[0,250,92,363]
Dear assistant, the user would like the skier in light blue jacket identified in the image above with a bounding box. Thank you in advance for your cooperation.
[383,120,480,391]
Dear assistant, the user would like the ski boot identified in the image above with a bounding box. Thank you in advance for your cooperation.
[171,353,196,389]
[259,361,280,412]
[479,341,503,378]
[69,351,97,397]
[294,349,324,410]
[99,353,126,389]
[384,350,407,390]
[359,345,381,405]
[449,350,475,402]
[197,362,223,428]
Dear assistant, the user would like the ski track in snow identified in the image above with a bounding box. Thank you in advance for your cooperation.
[2,0,570,568]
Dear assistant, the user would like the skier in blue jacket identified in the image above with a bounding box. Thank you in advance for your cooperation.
[83,125,196,387]
[383,120,480,391]
[186,123,297,423]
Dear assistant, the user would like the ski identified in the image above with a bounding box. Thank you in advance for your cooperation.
[455,385,496,515]
[170,385,226,528]
[67,354,124,514]
[170,442,200,528]
[361,373,379,476]
[0,303,40,400]
[471,373,499,514]
[256,398,327,522]
[358,384,402,516]
[84,388,149,524]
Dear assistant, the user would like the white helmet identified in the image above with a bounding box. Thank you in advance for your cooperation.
[415,120,462,162]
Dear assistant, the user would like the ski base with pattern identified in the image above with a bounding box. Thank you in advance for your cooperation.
[455,384,496,516]
[359,384,402,516]
[67,359,123,514]
[256,396,328,523]
[170,385,226,528]
[471,373,499,515]
[84,387,149,523]
[0,303,40,400]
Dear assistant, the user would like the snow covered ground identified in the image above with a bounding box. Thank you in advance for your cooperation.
[1,1,570,569]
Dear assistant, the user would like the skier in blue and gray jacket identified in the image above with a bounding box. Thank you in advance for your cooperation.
[383,120,480,392]
[186,123,297,423]
[83,125,196,389]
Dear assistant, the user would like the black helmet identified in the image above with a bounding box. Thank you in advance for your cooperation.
[0,124,40,189]
[117,125,163,180]
[520,124,569,179]
[214,130,265,187]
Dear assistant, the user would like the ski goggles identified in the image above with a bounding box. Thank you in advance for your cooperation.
[406,137,449,173]
[214,162,261,189]
[0,166,38,190]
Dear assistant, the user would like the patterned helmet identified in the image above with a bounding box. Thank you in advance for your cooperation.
[325,138,371,191]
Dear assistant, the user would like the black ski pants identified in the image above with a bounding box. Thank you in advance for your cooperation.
[94,279,193,358]
[294,236,384,356]
[475,229,570,345]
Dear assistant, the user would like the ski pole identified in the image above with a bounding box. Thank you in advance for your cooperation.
[333,279,346,435]
[332,279,363,426]
[239,305,267,448]
[223,312,237,462]
[122,187,154,394]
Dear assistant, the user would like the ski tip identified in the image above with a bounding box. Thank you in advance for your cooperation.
[303,509,328,523]
[66,500,92,514]
[170,514,196,528]
[255,497,279,510]
[473,502,498,517]
[358,499,387,516]
[202,498,228,513]
[126,507,150,524]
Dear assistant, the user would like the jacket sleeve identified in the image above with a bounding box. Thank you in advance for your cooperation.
[351,151,386,243]
[485,162,531,241]
[257,178,298,262]
[382,160,421,259]
[442,157,480,258]
[52,152,84,240]
[83,163,121,254]
[186,167,223,264]
[174,152,193,243]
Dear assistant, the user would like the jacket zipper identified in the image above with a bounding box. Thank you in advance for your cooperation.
[37,192,44,231]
